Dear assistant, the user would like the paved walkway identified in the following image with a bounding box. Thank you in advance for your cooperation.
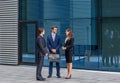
[0,65,120,83]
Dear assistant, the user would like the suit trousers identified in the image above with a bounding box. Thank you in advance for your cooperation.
[48,62,60,76]
[36,56,44,79]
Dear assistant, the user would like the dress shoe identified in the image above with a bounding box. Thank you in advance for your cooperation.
[57,76,61,78]
[37,78,46,81]
[42,78,46,80]
[65,75,71,79]
[47,75,52,78]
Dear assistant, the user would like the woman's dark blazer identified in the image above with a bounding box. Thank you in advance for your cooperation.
[64,38,74,51]
[63,38,74,63]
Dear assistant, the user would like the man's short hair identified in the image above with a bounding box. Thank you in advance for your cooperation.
[51,25,58,30]
[38,28,44,34]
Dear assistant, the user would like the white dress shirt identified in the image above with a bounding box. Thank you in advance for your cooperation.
[52,33,56,41]
[65,37,69,43]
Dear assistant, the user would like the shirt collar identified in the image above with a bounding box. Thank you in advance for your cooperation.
[52,33,56,36]
[40,34,43,37]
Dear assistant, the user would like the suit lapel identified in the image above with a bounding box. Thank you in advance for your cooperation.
[65,38,70,45]
[51,34,57,42]
[54,34,57,42]
[40,35,45,44]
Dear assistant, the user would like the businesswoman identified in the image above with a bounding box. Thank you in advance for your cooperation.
[62,28,74,79]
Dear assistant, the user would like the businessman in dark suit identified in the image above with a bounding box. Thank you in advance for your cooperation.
[36,28,48,81]
[47,26,61,78]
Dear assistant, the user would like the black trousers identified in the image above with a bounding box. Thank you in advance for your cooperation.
[36,56,44,79]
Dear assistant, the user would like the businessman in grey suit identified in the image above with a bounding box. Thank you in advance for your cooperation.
[36,28,49,81]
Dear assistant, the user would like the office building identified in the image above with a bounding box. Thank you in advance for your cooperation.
[0,0,120,71]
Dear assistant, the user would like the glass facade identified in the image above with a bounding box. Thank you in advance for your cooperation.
[19,0,120,71]
[101,0,120,71]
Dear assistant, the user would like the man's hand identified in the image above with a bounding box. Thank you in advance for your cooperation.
[47,49,49,53]
[45,49,49,56]
[47,49,50,54]
[46,53,48,56]
[52,49,56,53]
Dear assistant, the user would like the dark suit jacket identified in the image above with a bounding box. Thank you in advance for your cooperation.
[36,35,47,58]
[47,34,61,54]
[63,38,74,53]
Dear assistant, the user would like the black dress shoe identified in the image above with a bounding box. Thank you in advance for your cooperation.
[65,75,71,79]
[47,75,52,78]
[37,78,46,81]
[57,76,61,78]
[42,78,46,81]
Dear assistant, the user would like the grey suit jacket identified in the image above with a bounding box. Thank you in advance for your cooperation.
[36,35,47,57]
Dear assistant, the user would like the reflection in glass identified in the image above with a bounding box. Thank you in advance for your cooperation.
[102,19,120,70]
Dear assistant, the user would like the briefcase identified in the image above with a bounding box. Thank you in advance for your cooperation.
[48,54,60,62]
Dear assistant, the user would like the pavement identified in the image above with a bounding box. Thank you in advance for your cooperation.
[0,65,120,83]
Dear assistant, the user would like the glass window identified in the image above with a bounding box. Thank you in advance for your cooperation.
[102,0,120,17]
[26,0,43,20]
[21,23,36,63]
[70,0,91,18]
[71,19,91,45]
[44,0,69,19]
